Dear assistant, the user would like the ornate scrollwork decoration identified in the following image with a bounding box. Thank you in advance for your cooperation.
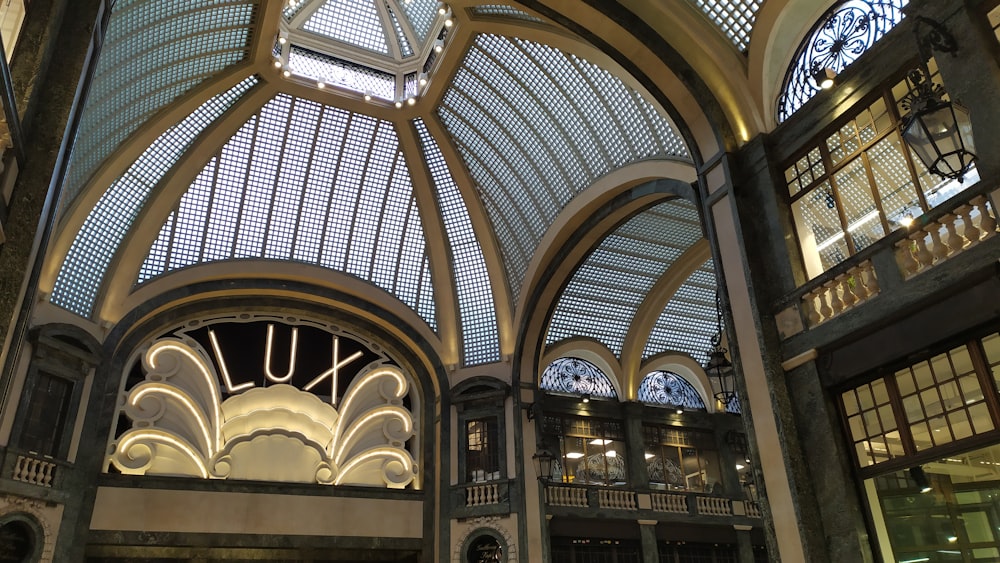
[539,357,617,398]
[778,0,907,122]
[637,371,706,409]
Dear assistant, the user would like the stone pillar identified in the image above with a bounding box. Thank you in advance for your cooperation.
[735,525,755,563]
[708,136,876,563]
[624,402,649,487]
[638,520,659,563]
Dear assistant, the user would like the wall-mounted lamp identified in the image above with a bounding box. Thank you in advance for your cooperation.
[532,449,555,481]
[900,16,977,181]
[811,66,837,90]
[581,393,590,404]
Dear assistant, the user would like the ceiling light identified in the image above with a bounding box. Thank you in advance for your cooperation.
[736,464,745,470]
[899,207,914,228]
[589,439,612,445]
[273,60,282,68]
[909,466,933,493]
[394,100,403,109]
[433,39,444,53]
[418,73,428,87]
[316,82,325,89]
[282,70,291,78]
[364,92,372,102]
[444,18,453,28]
[676,408,683,415]
[566,452,584,459]
[811,67,837,90]
[407,97,416,106]
[605,450,617,458]
[581,393,590,404]
[278,36,287,45]
[644,453,655,459]
[438,5,448,15]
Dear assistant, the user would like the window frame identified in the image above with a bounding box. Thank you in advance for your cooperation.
[838,325,1000,479]
[453,378,509,484]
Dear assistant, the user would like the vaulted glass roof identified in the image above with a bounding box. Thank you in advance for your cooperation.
[53,77,260,317]
[61,0,258,212]
[50,0,718,371]
[138,93,437,330]
[643,259,717,364]
[440,34,690,300]
[545,199,713,360]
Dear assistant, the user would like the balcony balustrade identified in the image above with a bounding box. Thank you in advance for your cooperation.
[778,184,998,340]
[541,483,758,522]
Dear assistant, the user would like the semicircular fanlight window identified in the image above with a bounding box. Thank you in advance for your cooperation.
[637,370,706,409]
[777,0,907,123]
[540,357,617,399]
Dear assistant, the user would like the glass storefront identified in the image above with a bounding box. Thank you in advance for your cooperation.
[866,443,1000,562]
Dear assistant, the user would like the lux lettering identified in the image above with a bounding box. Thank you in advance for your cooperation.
[207,324,363,405]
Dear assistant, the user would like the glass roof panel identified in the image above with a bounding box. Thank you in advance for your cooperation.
[692,0,761,52]
[51,77,259,317]
[135,94,437,331]
[303,0,390,54]
[396,0,437,43]
[472,5,544,23]
[638,370,707,409]
[440,34,690,300]
[288,46,397,100]
[414,119,499,366]
[643,260,718,365]
[545,200,702,357]
[60,0,257,213]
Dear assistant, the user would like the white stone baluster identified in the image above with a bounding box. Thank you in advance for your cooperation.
[971,195,997,236]
[955,205,981,244]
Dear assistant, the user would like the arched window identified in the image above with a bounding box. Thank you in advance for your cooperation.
[540,357,617,399]
[777,0,908,122]
[637,370,706,410]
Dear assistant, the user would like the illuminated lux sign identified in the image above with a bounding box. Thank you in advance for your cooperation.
[207,323,364,405]
[109,319,418,488]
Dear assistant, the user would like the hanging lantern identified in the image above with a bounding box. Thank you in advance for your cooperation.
[900,17,977,181]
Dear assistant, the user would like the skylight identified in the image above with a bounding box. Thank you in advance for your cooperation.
[693,0,760,52]
[51,77,260,317]
[439,34,690,301]
[60,0,257,213]
[643,260,718,365]
[545,199,703,357]
[136,94,437,331]
[413,119,499,365]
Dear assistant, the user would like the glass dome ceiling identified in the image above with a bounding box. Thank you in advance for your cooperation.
[50,0,724,369]
[277,0,450,101]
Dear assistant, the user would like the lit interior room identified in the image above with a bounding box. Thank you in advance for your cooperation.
[0,0,997,561]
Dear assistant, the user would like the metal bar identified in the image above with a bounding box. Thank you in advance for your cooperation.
[0,28,25,165]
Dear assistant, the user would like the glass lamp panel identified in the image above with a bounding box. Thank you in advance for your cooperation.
[833,157,884,252]
[792,181,848,277]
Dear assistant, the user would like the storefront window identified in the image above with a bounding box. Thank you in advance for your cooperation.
[866,443,1000,562]
[644,426,721,493]
[546,416,627,486]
